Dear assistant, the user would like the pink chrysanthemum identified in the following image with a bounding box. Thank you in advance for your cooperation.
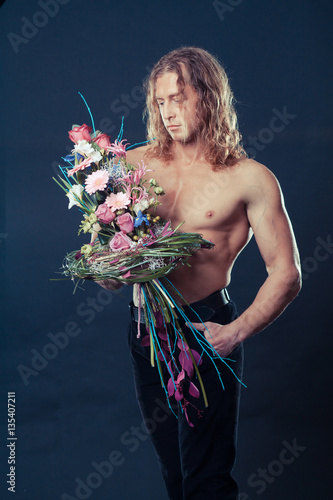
[84,170,109,195]
[107,139,129,157]
[105,192,131,212]
[68,157,93,177]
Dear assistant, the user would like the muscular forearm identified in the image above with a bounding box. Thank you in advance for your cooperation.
[233,267,302,343]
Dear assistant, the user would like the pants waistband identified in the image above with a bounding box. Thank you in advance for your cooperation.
[130,288,231,324]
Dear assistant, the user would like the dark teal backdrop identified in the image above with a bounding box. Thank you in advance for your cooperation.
[1,0,332,499]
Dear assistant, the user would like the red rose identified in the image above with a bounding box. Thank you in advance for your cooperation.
[95,203,116,224]
[116,213,134,233]
[94,133,111,150]
[68,124,92,143]
[109,232,132,252]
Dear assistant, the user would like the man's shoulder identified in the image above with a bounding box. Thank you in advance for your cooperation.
[232,158,282,204]
[126,144,151,165]
[232,157,280,187]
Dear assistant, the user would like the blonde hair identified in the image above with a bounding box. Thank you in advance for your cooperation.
[144,46,247,169]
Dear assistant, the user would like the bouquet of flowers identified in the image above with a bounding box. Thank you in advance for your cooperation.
[54,102,243,425]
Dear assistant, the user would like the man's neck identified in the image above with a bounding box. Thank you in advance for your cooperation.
[172,139,206,168]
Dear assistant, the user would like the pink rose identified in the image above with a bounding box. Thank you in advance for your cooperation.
[94,133,111,150]
[68,124,92,143]
[116,213,134,233]
[109,232,132,252]
[95,203,116,224]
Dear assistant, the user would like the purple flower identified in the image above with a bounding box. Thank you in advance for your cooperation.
[177,338,202,378]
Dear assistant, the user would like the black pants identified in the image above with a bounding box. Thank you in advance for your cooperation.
[128,292,244,500]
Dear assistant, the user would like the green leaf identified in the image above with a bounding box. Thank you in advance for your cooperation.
[95,191,107,204]
[76,171,86,185]
[98,232,112,245]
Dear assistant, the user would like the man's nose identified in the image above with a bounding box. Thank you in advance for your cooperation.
[162,102,175,121]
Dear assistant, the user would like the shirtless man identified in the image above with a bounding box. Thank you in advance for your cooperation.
[100,47,301,500]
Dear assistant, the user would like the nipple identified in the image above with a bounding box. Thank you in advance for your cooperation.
[206,210,214,218]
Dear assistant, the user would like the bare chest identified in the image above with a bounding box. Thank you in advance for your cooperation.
[147,162,248,232]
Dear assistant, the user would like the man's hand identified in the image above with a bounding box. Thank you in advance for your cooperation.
[190,321,241,358]
[96,279,124,291]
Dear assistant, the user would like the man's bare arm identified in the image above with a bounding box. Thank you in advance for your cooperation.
[232,161,302,342]
[191,160,301,355]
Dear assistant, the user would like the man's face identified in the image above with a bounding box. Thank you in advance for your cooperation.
[155,71,200,143]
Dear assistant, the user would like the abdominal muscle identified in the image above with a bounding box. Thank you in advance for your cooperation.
[133,223,253,305]
[163,223,252,302]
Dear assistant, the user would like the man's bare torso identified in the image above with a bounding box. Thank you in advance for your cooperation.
[128,146,254,303]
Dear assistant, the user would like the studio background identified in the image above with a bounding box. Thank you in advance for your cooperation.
[1,0,332,499]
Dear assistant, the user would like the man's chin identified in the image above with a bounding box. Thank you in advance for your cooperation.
[176,134,199,145]
[167,127,200,145]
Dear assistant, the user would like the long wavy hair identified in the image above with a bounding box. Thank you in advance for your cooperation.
[144,47,247,169]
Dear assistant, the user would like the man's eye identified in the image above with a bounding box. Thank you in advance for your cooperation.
[157,102,164,107]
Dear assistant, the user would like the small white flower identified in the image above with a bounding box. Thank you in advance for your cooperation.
[153,224,165,236]
[90,262,105,274]
[107,163,122,180]
[133,199,149,215]
[143,256,165,270]
[73,140,94,157]
[66,184,84,209]
[90,150,102,164]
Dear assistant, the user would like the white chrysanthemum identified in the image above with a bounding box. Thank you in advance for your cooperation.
[66,184,84,209]
[73,140,94,156]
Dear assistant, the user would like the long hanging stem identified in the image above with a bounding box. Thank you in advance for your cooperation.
[149,324,155,367]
